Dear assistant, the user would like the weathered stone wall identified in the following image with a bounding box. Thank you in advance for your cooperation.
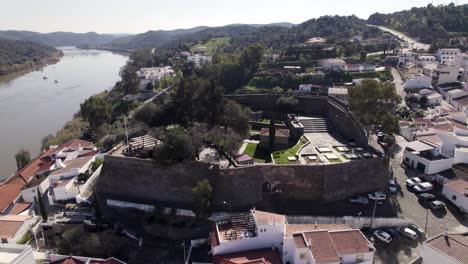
[96,155,389,211]
[95,156,217,208]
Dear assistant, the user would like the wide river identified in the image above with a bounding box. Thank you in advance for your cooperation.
[0,47,128,181]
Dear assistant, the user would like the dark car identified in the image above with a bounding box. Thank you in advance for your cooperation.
[384,228,401,239]
[418,193,436,202]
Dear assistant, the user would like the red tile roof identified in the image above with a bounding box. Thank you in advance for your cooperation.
[14,148,56,182]
[78,150,99,158]
[8,202,31,215]
[293,233,307,248]
[303,231,340,263]
[88,258,126,264]
[54,139,94,153]
[285,224,351,237]
[253,210,285,225]
[0,181,24,213]
[50,257,86,264]
[259,128,290,138]
[213,248,282,264]
[0,215,31,239]
[425,234,468,264]
[329,230,373,255]
[445,179,468,196]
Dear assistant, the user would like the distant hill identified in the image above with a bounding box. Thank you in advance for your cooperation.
[0,37,62,76]
[110,16,379,52]
[367,3,468,44]
[0,30,121,47]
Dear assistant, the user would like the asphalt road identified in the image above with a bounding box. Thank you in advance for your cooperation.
[371,25,430,51]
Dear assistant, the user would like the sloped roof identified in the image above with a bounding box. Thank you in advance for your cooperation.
[329,229,373,255]
[285,224,351,237]
[0,215,31,239]
[53,139,94,153]
[425,234,468,264]
[49,157,93,176]
[8,202,31,215]
[213,248,282,264]
[303,231,340,263]
[259,128,290,138]
[0,178,25,213]
[13,148,56,182]
[445,179,468,196]
[50,257,86,264]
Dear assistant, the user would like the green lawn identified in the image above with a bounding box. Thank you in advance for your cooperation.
[243,143,270,163]
[191,37,231,54]
[272,141,305,164]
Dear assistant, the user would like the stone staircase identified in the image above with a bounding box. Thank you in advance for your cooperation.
[300,117,328,133]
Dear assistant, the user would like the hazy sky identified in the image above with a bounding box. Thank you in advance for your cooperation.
[0,0,466,34]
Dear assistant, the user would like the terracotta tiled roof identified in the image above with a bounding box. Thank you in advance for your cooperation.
[303,231,340,263]
[445,179,468,196]
[259,128,290,138]
[253,210,285,225]
[14,148,56,182]
[0,181,24,213]
[329,229,373,255]
[50,257,86,264]
[293,233,307,248]
[213,248,282,264]
[54,139,94,153]
[285,224,351,237]
[8,202,31,215]
[425,234,468,264]
[0,215,31,239]
[88,258,126,264]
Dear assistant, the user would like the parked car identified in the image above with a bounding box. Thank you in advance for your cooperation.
[407,224,424,235]
[429,200,446,210]
[418,193,436,202]
[399,227,418,240]
[413,182,433,193]
[406,177,422,187]
[349,196,369,205]
[374,230,392,243]
[389,180,397,193]
[384,228,401,239]
[368,191,387,200]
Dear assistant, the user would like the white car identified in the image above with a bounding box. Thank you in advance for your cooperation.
[399,227,418,240]
[368,191,387,200]
[406,177,422,187]
[389,180,397,193]
[374,230,392,243]
[349,196,369,205]
[429,200,446,210]
[413,182,433,193]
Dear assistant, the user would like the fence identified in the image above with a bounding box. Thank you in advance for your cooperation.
[286,215,414,229]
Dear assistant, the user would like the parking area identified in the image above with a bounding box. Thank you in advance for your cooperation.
[371,136,468,263]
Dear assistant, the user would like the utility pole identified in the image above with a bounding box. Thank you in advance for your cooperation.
[369,199,378,229]
[424,207,429,238]
[182,240,186,264]
[124,117,129,148]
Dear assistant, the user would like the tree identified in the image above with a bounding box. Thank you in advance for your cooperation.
[152,127,194,164]
[119,65,140,95]
[15,148,31,170]
[239,44,264,82]
[222,100,251,136]
[276,95,299,113]
[37,188,47,221]
[269,119,276,152]
[349,79,401,139]
[192,179,212,218]
[80,96,112,130]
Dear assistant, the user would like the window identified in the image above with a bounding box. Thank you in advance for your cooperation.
[299,253,306,259]
[452,195,457,201]
[1,238,7,244]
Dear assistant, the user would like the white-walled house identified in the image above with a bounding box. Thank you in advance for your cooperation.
[437,48,461,65]
[49,178,81,204]
[435,64,460,86]
[417,55,437,66]
[421,233,468,264]
[20,175,49,203]
[403,74,433,90]
[136,66,175,80]
[187,54,212,67]
[442,179,468,214]
[320,59,346,72]
[0,244,35,264]
[398,51,414,65]
[402,140,453,174]
[48,157,94,184]
[426,93,443,106]
[211,210,375,264]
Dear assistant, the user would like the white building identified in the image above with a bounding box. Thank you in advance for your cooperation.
[426,93,443,106]
[455,53,468,82]
[49,255,127,264]
[187,54,212,67]
[49,178,81,204]
[20,175,49,203]
[0,215,36,244]
[442,179,468,214]
[136,66,175,81]
[421,233,468,264]
[435,64,460,86]
[417,55,437,66]
[402,140,453,174]
[403,74,433,90]
[320,59,346,72]
[211,210,375,264]
[328,87,348,102]
[48,157,94,184]
[0,244,35,264]
[397,51,414,65]
[437,48,461,65]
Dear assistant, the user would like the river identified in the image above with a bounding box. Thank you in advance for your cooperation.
[0,47,128,181]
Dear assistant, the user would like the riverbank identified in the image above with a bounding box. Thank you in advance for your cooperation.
[0,50,63,79]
